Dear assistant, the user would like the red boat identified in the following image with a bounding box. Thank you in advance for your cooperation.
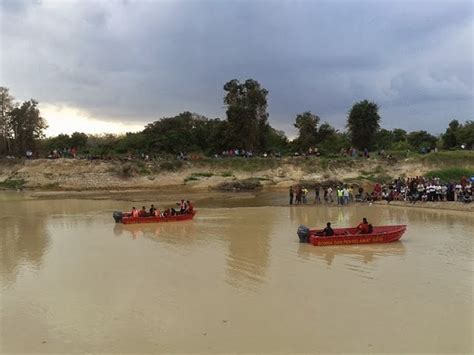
[301,225,406,246]
[113,211,196,224]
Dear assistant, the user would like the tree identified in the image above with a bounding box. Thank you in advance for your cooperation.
[142,112,228,154]
[442,119,460,149]
[374,129,394,150]
[0,87,15,155]
[346,100,381,150]
[293,111,320,151]
[9,99,47,155]
[456,120,474,150]
[223,79,269,151]
[407,130,438,150]
[264,127,289,153]
[70,132,88,149]
[392,128,407,143]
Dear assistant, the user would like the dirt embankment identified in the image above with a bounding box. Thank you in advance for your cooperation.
[1,155,472,192]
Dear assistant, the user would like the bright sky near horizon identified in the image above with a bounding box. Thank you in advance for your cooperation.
[1,0,473,137]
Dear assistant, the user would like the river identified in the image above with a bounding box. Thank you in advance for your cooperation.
[0,191,472,353]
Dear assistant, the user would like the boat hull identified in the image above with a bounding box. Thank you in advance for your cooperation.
[308,225,406,246]
[116,211,196,224]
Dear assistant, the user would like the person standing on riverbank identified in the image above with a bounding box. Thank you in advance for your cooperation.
[315,185,321,203]
[289,186,294,205]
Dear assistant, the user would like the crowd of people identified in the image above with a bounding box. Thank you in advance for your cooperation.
[289,185,359,205]
[368,177,473,204]
[129,200,194,218]
[289,175,473,206]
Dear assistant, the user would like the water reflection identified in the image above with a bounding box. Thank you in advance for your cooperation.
[113,222,197,244]
[0,212,50,287]
[297,241,406,266]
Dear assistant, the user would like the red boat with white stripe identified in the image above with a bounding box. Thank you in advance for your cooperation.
[307,225,407,246]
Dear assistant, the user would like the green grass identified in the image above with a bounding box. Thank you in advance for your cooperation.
[425,168,474,182]
[418,151,474,165]
[190,172,214,178]
[184,171,214,183]
[196,157,280,172]
[214,178,262,191]
[220,171,234,177]
[184,176,200,183]
[0,179,26,189]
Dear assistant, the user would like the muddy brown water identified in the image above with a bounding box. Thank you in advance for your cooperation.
[0,191,472,353]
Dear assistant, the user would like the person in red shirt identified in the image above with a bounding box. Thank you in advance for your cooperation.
[356,217,370,234]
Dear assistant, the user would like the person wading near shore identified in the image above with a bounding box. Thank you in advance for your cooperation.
[289,186,294,205]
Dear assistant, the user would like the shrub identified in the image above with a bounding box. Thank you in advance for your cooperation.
[0,179,26,189]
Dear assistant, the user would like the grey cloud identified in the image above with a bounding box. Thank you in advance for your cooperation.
[1,0,472,135]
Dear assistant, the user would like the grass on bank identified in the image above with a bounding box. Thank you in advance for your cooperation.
[0,178,26,190]
[425,168,474,182]
[418,151,474,165]
[214,178,262,191]
[184,172,214,183]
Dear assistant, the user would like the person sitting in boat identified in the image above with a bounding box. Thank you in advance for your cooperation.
[139,206,148,217]
[356,218,370,234]
[322,222,334,236]
[177,199,186,214]
[149,204,156,215]
[131,207,139,218]
[315,222,334,237]
[186,200,194,214]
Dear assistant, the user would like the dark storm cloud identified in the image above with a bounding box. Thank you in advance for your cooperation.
[1,0,472,135]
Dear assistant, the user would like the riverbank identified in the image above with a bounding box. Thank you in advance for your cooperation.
[1,152,473,192]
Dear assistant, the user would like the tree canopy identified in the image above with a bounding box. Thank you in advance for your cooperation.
[347,100,381,150]
[223,79,269,151]
[1,83,471,158]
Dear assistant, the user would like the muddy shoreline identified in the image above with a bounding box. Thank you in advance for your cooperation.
[3,186,472,214]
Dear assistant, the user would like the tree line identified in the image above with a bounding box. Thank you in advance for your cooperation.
[0,81,472,158]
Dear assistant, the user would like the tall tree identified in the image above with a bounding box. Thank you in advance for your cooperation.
[0,87,15,154]
[347,100,381,150]
[9,100,47,155]
[293,111,320,151]
[442,119,460,149]
[223,79,269,151]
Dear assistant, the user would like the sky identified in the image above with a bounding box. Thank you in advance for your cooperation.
[0,0,472,138]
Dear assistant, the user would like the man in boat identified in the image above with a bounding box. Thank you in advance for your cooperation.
[186,200,194,214]
[356,217,370,234]
[139,206,148,217]
[318,222,334,237]
[149,204,156,215]
[177,199,186,214]
[131,207,139,218]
